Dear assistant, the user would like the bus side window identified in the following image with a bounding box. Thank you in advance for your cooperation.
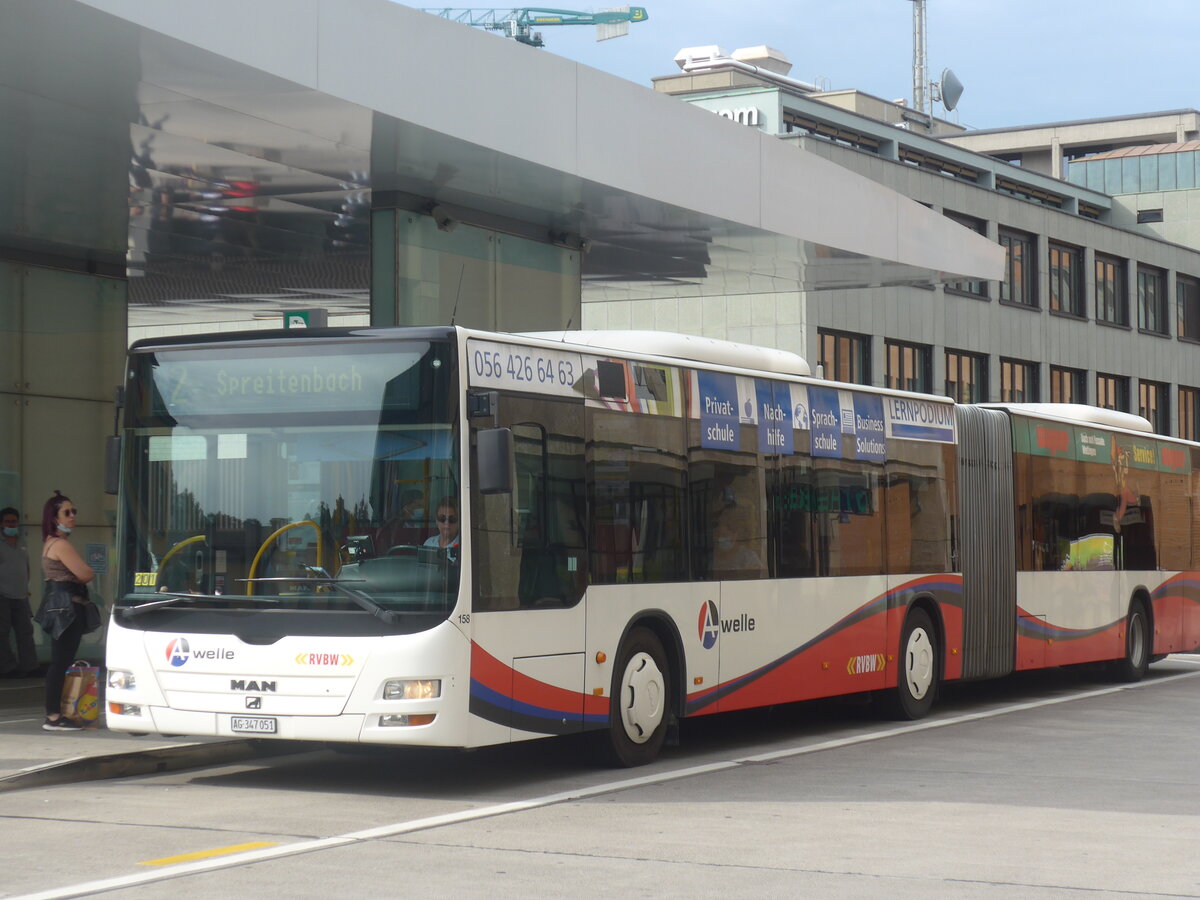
[587,408,686,585]
[885,439,953,575]
[688,417,767,582]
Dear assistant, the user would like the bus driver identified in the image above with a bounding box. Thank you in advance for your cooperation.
[424,497,460,563]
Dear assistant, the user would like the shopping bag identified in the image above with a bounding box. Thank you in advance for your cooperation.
[61,660,100,723]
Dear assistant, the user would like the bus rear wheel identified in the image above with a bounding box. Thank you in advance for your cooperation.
[1109,600,1150,683]
[884,608,938,720]
[602,627,670,767]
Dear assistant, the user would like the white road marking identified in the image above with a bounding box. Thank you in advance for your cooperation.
[10,668,1200,900]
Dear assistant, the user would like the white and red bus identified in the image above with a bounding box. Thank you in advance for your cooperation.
[104,326,1200,764]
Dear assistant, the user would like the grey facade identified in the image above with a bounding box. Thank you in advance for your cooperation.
[641,54,1200,439]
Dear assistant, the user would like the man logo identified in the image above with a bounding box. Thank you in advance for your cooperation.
[231,679,276,692]
[245,697,262,709]
[166,637,191,667]
[697,600,719,650]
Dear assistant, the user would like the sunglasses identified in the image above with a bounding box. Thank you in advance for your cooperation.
[60,508,78,516]
[437,515,457,524]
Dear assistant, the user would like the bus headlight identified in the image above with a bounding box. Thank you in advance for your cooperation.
[107,669,136,690]
[383,679,441,700]
[380,713,436,727]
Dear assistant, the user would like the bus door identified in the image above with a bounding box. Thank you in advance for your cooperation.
[470,392,589,733]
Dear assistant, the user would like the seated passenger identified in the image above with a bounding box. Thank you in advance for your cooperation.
[424,498,460,561]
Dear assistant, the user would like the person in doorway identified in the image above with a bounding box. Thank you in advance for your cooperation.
[33,492,98,731]
[398,490,425,528]
[424,497,460,561]
[0,507,39,678]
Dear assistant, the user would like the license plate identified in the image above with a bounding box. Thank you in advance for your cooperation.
[230,716,277,734]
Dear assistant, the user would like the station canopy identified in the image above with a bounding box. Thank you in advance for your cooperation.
[48,0,1003,327]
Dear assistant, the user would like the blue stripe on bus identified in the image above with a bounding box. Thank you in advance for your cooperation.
[470,678,607,726]
[1016,615,1117,640]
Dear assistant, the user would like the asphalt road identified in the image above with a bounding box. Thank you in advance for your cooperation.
[4,657,1200,899]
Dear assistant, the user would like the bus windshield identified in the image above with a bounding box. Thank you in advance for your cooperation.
[115,336,460,625]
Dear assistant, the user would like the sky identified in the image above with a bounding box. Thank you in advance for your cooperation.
[412,1,1200,131]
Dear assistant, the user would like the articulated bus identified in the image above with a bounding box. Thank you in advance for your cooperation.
[104,326,1200,765]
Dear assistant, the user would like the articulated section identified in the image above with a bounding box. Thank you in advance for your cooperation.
[956,407,1017,679]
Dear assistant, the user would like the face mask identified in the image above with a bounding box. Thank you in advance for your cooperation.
[2,527,17,538]
[56,523,73,535]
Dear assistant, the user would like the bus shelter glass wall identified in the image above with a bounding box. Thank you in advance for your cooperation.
[118,340,460,618]
[389,213,579,333]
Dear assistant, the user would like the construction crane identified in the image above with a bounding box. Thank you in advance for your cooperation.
[421,7,649,47]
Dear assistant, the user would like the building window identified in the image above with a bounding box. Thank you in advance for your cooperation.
[1050,366,1086,403]
[1137,266,1167,334]
[945,350,987,403]
[1178,275,1200,341]
[1095,254,1128,325]
[1000,358,1039,402]
[1136,209,1164,224]
[1096,373,1130,412]
[999,228,1036,307]
[818,330,871,385]
[1048,243,1084,317]
[1180,386,1200,441]
[944,212,988,297]
[1139,380,1168,434]
[885,340,931,393]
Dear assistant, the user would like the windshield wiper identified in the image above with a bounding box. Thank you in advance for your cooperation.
[119,592,280,617]
[291,567,400,624]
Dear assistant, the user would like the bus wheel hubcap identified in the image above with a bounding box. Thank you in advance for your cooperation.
[905,628,934,700]
[1130,614,1145,665]
[620,652,664,744]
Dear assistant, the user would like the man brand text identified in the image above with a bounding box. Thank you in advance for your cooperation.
[231,679,277,692]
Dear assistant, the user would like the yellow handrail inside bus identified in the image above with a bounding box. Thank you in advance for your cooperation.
[246,520,323,596]
[155,535,207,589]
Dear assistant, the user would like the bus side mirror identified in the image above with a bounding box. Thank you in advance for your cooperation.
[104,434,121,495]
[477,427,513,494]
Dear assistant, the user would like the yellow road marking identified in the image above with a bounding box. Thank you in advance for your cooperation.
[138,842,279,867]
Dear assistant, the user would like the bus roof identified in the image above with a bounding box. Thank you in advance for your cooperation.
[983,403,1154,435]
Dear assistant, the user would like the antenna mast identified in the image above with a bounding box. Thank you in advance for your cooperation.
[911,0,928,115]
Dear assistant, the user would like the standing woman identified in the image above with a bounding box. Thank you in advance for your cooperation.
[34,491,97,731]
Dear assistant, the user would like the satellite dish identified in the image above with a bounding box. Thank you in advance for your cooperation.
[940,68,964,112]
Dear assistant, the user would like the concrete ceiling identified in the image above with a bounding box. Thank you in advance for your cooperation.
[53,0,1004,328]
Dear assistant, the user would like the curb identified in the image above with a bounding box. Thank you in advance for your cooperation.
[0,739,308,793]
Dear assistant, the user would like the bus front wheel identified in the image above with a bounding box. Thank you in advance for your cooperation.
[1109,600,1150,683]
[602,627,670,767]
[885,608,938,720]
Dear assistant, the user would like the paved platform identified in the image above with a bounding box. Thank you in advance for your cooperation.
[0,674,298,792]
